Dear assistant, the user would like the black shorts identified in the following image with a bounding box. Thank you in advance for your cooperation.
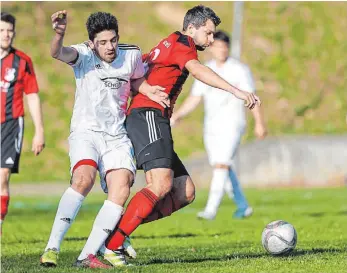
[1,117,24,173]
[126,108,189,178]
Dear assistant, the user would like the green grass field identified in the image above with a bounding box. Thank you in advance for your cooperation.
[1,188,347,272]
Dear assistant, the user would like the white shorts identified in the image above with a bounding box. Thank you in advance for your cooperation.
[204,128,244,166]
[68,130,136,193]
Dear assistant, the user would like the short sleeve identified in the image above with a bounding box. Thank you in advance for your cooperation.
[190,78,209,97]
[131,50,145,80]
[239,65,256,93]
[69,42,91,67]
[172,45,198,70]
[23,58,39,94]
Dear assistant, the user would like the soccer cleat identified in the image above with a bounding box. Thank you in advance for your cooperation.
[73,254,112,269]
[233,207,253,219]
[40,248,59,267]
[197,211,216,220]
[123,236,137,259]
[103,248,130,267]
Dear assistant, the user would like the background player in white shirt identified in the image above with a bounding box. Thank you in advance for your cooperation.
[171,30,267,220]
[40,10,169,268]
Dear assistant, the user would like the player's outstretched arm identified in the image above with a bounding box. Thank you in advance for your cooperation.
[185,59,261,110]
[50,10,78,64]
[131,77,170,108]
[170,95,201,126]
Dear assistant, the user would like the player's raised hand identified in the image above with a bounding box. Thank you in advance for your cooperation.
[147,85,170,109]
[51,10,67,35]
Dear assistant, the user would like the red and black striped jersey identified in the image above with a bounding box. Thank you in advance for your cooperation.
[128,31,198,117]
[1,47,39,123]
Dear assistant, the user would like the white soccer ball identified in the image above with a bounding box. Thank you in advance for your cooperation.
[261,220,297,255]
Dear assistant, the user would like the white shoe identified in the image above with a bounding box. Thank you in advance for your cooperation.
[123,236,137,259]
[197,211,216,220]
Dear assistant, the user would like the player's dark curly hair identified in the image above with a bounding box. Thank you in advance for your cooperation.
[183,5,221,31]
[214,30,230,46]
[86,12,118,41]
[1,12,16,30]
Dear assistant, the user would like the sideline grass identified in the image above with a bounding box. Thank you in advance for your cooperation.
[1,188,347,272]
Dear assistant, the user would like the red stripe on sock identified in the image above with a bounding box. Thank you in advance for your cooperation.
[106,188,159,250]
[1,195,10,221]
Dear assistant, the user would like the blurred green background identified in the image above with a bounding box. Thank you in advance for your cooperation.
[2,1,347,182]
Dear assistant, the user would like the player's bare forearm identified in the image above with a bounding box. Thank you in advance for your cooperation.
[251,104,264,124]
[185,60,238,95]
[51,34,77,63]
[51,33,64,58]
[251,104,267,139]
[26,93,44,133]
[131,78,169,108]
[185,59,260,109]
[130,77,145,95]
[50,10,77,63]
[27,93,45,155]
[173,95,201,120]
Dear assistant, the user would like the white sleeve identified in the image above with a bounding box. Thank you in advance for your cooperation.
[69,42,91,67]
[131,50,145,80]
[238,65,256,93]
[190,78,209,97]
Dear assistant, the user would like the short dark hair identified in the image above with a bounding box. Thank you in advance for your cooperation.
[86,12,118,41]
[214,30,230,46]
[1,12,16,30]
[183,5,221,31]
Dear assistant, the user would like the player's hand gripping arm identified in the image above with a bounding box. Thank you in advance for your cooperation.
[131,77,170,108]
[170,95,201,126]
[185,60,261,109]
[26,93,45,156]
[50,10,78,63]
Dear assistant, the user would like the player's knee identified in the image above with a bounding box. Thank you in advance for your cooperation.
[185,178,196,204]
[0,168,11,178]
[152,176,173,199]
[214,164,229,169]
[71,170,95,196]
[0,168,11,193]
[107,169,133,203]
[146,169,173,198]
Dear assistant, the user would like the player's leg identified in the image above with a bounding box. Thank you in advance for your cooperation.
[228,165,253,218]
[196,134,229,220]
[221,131,252,218]
[41,132,98,267]
[103,109,174,256]
[0,168,11,232]
[105,165,173,251]
[197,164,229,220]
[1,117,24,233]
[143,153,195,223]
[77,136,135,267]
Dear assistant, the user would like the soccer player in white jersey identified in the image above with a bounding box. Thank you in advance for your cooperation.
[40,10,169,268]
[171,30,267,220]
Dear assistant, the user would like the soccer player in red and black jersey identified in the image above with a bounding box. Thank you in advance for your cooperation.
[103,5,260,261]
[0,12,45,233]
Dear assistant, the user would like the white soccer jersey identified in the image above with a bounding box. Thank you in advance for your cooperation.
[69,42,145,137]
[191,57,255,135]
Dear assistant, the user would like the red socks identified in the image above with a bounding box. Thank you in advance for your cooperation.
[106,188,159,250]
[143,192,181,224]
[1,195,10,221]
